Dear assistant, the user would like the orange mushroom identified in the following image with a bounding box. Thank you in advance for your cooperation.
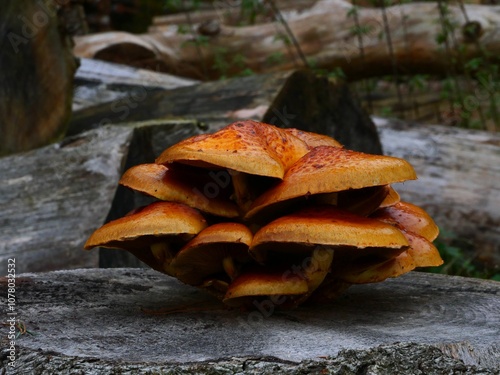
[84,202,207,275]
[283,128,342,149]
[84,121,443,309]
[223,266,309,308]
[371,201,439,241]
[156,120,309,178]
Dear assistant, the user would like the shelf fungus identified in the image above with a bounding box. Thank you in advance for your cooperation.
[85,120,443,309]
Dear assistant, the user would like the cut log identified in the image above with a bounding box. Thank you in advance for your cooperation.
[3,268,499,373]
[0,120,204,274]
[376,117,500,269]
[73,58,199,111]
[73,0,500,80]
[69,69,383,154]
[0,0,77,156]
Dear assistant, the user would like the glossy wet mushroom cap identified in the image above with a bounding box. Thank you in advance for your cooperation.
[223,266,309,307]
[371,201,439,241]
[84,201,207,250]
[378,186,401,208]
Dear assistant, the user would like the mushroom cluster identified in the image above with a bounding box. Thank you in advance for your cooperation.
[85,120,443,308]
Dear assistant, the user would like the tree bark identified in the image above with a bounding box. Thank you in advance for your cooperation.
[0,0,77,156]
[73,0,500,80]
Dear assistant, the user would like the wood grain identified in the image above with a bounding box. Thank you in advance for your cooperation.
[2,268,498,374]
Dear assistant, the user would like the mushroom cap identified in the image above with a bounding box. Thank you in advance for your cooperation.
[334,228,443,284]
[371,201,439,241]
[223,267,309,307]
[378,186,401,208]
[246,146,417,219]
[171,223,253,285]
[84,201,207,250]
[155,120,310,178]
[283,128,342,149]
[402,229,443,267]
[250,206,409,263]
[119,163,239,218]
[335,250,416,284]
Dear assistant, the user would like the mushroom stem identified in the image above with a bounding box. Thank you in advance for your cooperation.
[222,256,238,280]
[150,242,176,276]
[314,192,338,206]
[200,279,230,300]
[303,247,334,294]
[230,170,254,212]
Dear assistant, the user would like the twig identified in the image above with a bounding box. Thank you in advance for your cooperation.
[266,0,309,68]
[378,0,403,113]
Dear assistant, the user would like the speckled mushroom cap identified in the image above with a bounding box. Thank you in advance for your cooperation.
[119,163,239,218]
[156,120,310,178]
[245,146,417,219]
[283,128,342,149]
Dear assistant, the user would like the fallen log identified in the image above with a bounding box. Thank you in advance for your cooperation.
[3,268,499,373]
[73,58,199,111]
[69,69,383,154]
[73,0,500,80]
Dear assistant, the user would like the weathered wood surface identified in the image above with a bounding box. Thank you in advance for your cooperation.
[0,120,204,274]
[73,0,500,80]
[376,117,500,268]
[69,70,383,154]
[73,58,199,112]
[69,70,291,135]
[1,268,499,374]
[0,0,77,156]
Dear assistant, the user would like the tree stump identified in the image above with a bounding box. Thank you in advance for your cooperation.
[1,268,499,374]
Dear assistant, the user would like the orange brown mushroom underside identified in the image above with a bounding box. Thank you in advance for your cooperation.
[84,120,443,309]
